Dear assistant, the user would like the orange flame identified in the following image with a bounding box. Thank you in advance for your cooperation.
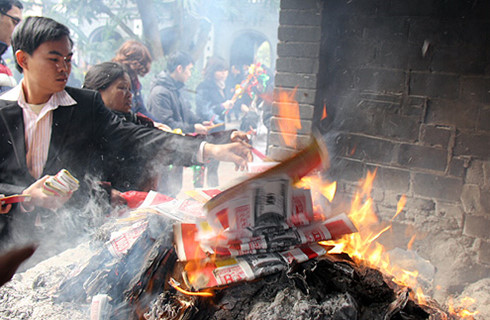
[321,180,337,202]
[296,176,337,204]
[407,235,416,250]
[276,88,301,148]
[448,297,479,319]
[321,103,328,120]
[349,145,357,156]
[169,278,214,297]
[318,169,425,300]
[392,194,406,221]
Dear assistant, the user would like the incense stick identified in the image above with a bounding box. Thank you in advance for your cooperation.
[251,147,271,161]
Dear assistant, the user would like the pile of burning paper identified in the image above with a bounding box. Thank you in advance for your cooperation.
[55,136,359,319]
[170,137,358,290]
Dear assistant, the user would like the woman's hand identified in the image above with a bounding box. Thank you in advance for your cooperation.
[154,122,172,132]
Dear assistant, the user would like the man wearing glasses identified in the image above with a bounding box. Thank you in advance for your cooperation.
[0,0,22,94]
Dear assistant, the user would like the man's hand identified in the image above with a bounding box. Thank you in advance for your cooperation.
[22,175,72,211]
[0,204,12,214]
[0,245,36,287]
[194,123,209,134]
[154,122,172,132]
[222,100,234,110]
[110,188,128,207]
[230,130,250,143]
[204,141,253,171]
[0,194,12,214]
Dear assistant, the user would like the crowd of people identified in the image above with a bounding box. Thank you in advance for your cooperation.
[0,1,274,285]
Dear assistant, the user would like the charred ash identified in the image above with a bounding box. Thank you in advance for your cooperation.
[145,254,453,320]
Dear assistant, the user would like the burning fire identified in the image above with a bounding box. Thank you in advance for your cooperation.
[169,278,213,297]
[299,171,416,295]
[448,297,479,319]
[276,87,301,148]
[298,169,481,318]
[311,169,429,302]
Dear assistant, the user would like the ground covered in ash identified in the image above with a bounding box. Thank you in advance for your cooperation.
[0,242,93,320]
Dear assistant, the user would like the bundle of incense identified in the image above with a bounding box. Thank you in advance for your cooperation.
[250,147,271,161]
[206,122,225,130]
[42,169,79,196]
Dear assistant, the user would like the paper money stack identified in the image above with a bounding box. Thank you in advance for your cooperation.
[173,174,358,290]
[42,169,79,196]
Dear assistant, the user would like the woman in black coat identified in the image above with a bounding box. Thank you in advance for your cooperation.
[83,62,165,191]
[195,57,235,187]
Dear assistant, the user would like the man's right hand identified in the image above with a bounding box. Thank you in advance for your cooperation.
[204,141,253,171]
[22,176,72,211]
[194,123,209,134]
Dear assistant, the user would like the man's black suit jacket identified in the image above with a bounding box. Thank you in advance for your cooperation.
[0,86,203,202]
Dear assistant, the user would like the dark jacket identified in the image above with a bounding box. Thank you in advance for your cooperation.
[147,72,201,133]
[195,79,228,124]
[0,42,16,94]
[0,86,203,203]
[101,110,155,191]
[129,75,154,119]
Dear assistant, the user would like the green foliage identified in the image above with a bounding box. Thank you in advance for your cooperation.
[20,0,279,85]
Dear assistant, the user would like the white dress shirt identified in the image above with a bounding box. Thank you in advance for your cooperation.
[1,82,76,179]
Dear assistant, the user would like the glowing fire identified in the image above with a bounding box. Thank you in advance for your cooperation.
[448,297,479,319]
[295,175,337,203]
[321,103,328,120]
[276,88,301,148]
[297,169,483,317]
[302,170,426,299]
[169,278,214,297]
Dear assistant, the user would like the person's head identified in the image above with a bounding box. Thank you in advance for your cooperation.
[204,56,229,83]
[83,62,132,113]
[112,40,152,77]
[167,51,194,84]
[12,16,73,101]
[0,0,23,46]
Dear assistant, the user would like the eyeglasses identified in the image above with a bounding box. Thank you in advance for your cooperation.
[0,11,21,26]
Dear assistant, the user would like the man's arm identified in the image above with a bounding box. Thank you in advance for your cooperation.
[93,92,253,170]
[147,88,195,132]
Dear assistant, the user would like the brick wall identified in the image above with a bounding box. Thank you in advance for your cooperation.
[271,0,490,296]
[268,0,322,160]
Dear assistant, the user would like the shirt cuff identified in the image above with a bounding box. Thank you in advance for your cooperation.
[197,141,207,163]
[20,201,35,213]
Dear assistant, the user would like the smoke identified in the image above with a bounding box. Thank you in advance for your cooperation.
[5,172,114,272]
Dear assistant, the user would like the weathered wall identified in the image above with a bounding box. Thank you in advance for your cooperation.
[271,0,490,298]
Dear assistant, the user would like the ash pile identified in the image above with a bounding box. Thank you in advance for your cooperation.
[0,138,463,319]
